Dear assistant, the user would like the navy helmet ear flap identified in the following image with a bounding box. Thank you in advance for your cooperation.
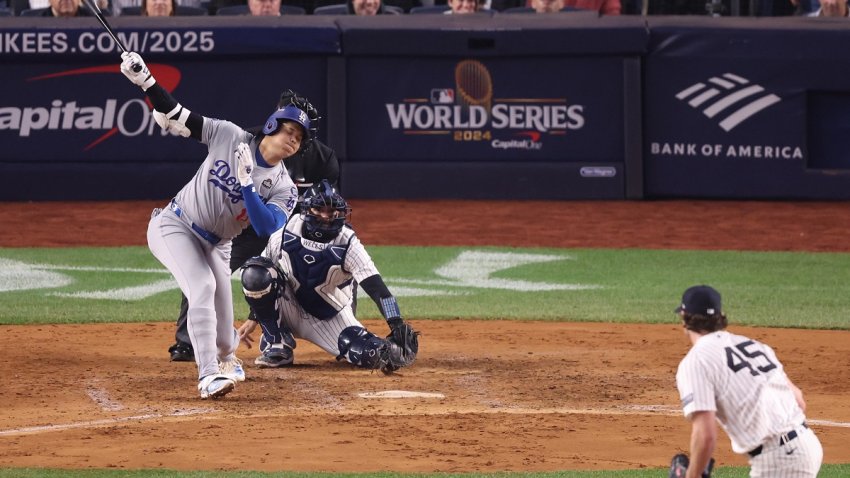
[262,105,312,137]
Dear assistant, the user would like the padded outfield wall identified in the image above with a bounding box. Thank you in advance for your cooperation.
[0,15,849,200]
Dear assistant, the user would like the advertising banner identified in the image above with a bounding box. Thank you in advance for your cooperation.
[644,20,850,199]
[346,57,626,164]
[0,58,328,163]
[0,17,340,60]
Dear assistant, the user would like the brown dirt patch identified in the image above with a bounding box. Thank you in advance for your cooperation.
[1,200,848,472]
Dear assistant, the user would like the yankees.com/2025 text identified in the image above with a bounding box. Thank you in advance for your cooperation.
[0,30,214,54]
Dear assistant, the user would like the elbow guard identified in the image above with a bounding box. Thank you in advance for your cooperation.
[153,104,192,138]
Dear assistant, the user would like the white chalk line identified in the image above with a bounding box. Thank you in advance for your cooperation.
[85,385,125,412]
[2,403,848,438]
[0,408,213,437]
[359,390,446,399]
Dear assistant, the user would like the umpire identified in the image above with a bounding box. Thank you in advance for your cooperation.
[168,89,341,362]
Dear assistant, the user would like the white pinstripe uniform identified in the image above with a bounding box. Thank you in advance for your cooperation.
[259,214,381,357]
[676,330,823,477]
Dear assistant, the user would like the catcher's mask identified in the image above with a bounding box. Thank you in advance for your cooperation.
[301,180,350,242]
[279,89,319,136]
[262,105,311,139]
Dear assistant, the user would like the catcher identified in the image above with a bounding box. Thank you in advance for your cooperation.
[236,180,419,374]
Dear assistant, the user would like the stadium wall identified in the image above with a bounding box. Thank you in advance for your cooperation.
[1,15,848,200]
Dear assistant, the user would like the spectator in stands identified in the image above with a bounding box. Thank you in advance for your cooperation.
[38,0,93,15]
[142,0,175,15]
[526,0,619,13]
[446,0,484,13]
[530,0,562,11]
[111,0,137,14]
[12,0,107,15]
[347,0,397,14]
[112,0,199,15]
[811,0,847,15]
[247,0,280,14]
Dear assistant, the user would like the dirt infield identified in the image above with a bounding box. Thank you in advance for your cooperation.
[1,200,849,472]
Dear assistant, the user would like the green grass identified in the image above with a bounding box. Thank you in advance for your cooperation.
[0,245,847,476]
[2,246,849,329]
[1,465,849,477]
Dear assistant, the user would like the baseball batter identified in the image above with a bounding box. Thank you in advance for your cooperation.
[167,90,341,363]
[119,51,302,399]
[237,180,419,373]
[673,285,822,478]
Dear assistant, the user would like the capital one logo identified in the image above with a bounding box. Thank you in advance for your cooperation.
[0,64,181,150]
[675,73,781,132]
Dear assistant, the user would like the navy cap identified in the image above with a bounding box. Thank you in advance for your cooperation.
[675,285,722,315]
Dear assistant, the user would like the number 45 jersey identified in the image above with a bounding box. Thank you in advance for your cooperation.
[675,330,806,454]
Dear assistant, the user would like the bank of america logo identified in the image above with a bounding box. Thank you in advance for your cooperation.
[675,73,781,132]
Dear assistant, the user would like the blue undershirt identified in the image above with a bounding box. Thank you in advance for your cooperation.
[242,145,287,237]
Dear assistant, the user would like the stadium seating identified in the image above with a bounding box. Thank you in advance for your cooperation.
[120,5,208,14]
[409,4,448,12]
[19,7,46,14]
[311,2,347,13]
[215,3,306,13]
[313,2,402,13]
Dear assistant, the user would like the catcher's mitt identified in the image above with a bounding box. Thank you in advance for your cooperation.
[669,453,714,478]
[382,319,420,374]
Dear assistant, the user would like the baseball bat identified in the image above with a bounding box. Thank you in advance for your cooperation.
[81,0,142,72]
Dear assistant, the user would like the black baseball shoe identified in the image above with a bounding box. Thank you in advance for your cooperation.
[168,341,194,362]
[254,343,294,368]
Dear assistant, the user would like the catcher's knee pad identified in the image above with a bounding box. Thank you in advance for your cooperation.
[241,256,282,322]
[336,326,388,370]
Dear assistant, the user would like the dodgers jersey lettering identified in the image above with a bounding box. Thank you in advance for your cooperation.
[173,118,298,241]
[676,330,806,454]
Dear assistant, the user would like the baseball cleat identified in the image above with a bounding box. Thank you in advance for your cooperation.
[254,343,294,368]
[168,342,194,362]
[219,357,246,382]
[198,374,236,399]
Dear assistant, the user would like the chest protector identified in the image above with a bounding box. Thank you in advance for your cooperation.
[280,231,352,320]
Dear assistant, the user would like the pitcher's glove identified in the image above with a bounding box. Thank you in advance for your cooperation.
[383,318,420,374]
[669,453,714,478]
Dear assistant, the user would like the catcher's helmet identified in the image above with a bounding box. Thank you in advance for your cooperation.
[301,179,350,242]
[278,89,320,140]
[262,105,311,138]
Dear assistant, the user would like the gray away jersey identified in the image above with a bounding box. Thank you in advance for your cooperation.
[173,118,298,241]
[676,330,806,454]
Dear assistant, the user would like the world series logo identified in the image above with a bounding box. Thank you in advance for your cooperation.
[384,59,586,151]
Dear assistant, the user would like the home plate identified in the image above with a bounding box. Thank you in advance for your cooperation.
[358,390,445,399]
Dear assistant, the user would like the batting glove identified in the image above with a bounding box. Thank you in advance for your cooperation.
[235,142,254,187]
[120,52,156,91]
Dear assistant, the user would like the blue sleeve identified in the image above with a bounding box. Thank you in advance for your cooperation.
[243,186,287,237]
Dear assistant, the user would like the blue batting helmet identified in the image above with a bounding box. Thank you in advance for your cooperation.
[262,105,311,138]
